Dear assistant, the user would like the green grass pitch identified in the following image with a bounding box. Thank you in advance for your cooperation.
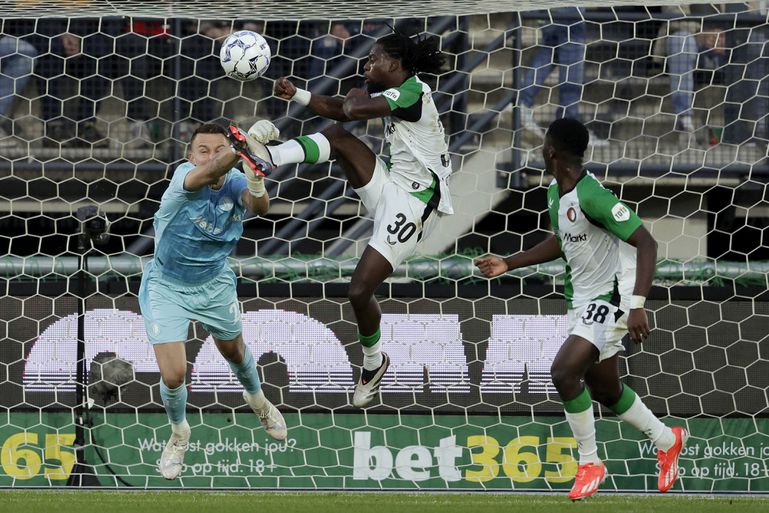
[1,491,768,513]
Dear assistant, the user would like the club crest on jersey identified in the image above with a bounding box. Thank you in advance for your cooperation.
[567,207,577,222]
[217,197,234,212]
[611,203,631,222]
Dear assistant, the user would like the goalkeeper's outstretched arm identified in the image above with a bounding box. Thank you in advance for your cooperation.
[241,184,269,216]
[183,146,241,191]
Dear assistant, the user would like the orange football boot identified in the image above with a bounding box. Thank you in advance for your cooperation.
[568,461,606,500]
[658,426,689,492]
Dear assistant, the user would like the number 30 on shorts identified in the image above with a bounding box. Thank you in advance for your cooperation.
[581,302,610,324]
[386,213,417,244]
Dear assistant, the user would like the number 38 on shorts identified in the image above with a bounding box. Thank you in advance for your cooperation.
[568,299,629,361]
[581,302,612,325]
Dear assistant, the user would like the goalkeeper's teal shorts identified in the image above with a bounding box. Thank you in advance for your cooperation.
[138,259,242,344]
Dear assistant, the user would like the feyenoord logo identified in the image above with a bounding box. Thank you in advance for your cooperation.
[567,207,577,222]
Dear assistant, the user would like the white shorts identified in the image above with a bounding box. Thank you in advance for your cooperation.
[354,157,438,269]
[568,299,628,361]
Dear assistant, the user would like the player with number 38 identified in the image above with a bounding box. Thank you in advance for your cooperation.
[475,118,688,500]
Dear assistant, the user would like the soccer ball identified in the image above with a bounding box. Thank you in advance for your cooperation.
[220,30,271,81]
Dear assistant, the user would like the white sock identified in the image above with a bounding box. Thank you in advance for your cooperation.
[362,339,383,371]
[269,140,303,166]
[270,133,331,166]
[246,389,268,410]
[618,396,675,451]
[565,408,601,465]
[171,418,190,438]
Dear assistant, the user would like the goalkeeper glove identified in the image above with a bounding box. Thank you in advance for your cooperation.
[248,119,280,143]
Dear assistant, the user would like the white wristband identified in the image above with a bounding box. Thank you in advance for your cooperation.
[292,88,311,106]
[247,176,266,198]
[630,295,646,309]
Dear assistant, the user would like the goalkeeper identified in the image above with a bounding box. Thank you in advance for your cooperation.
[244,31,453,408]
[138,122,286,481]
[475,118,687,500]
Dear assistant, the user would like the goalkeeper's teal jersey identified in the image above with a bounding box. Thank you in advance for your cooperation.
[380,75,454,215]
[547,171,643,309]
[152,162,247,285]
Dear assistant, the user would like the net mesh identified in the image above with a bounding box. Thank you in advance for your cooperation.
[4,1,722,19]
[1,1,768,491]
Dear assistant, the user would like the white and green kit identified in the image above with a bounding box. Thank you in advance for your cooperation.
[356,75,454,268]
[547,171,644,359]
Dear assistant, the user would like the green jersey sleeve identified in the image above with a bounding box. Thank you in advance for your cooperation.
[547,181,560,235]
[382,76,422,110]
[577,176,643,241]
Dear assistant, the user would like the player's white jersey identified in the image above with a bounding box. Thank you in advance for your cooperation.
[380,75,453,215]
[547,172,643,309]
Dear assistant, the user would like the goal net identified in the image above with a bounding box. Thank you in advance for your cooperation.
[1,0,768,492]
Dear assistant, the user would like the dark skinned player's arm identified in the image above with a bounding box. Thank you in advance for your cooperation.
[503,234,563,271]
[624,225,657,298]
[341,93,392,121]
[274,77,351,121]
[307,90,392,121]
[276,75,392,122]
[305,94,350,121]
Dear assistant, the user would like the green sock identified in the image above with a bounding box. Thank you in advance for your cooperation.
[295,134,330,164]
[360,329,382,371]
[563,387,592,414]
[608,384,636,415]
[359,329,381,348]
